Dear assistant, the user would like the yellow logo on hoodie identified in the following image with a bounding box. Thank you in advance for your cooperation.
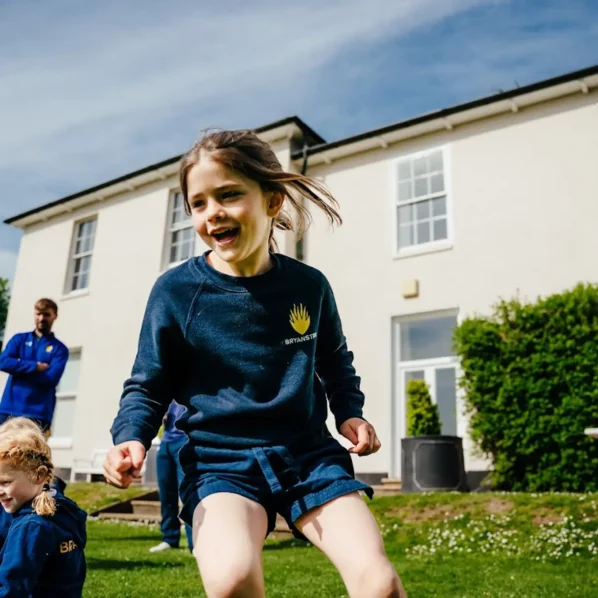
[289,304,310,335]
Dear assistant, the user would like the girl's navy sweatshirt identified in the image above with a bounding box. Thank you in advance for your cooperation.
[0,492,87,597]
[111,252,365,454]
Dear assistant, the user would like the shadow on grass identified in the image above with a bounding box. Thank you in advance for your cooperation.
[87,558,186,571]
[264,539,312,551]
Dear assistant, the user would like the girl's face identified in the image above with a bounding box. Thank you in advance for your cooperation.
[186,153,283,277]
[0,462,42,513]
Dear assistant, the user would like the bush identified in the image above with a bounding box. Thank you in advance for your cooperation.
[453,283,598,492]
[407,379,441,436]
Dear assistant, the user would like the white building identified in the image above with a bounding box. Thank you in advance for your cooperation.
[3,64,597,485]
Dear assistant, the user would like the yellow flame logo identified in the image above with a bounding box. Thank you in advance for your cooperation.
[289,304,310,335]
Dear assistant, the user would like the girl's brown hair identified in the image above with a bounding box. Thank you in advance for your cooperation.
[179,129,342,251]
[0,417,56,516]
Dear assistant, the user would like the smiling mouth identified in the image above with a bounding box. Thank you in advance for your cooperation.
[211,227,240,245]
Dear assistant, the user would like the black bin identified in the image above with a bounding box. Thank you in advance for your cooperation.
[401,435,468,493]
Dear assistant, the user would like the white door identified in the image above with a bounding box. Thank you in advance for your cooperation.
[393,313,459,478]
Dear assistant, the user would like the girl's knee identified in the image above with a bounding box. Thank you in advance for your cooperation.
[198,556,263,598]
[352,558,404,598]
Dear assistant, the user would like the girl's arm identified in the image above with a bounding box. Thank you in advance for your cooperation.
[315,278,366,431]
[110,278,187,451]
[0,521,52,597]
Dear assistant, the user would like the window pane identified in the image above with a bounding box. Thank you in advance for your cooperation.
[398,204,412,225]
[415,200,430,220]
[414,177,428,197]
[399,315,457,361]
[174,193,184,211]
[397,161,411,180]
[170,243,178,264]
[398,224,413,248]
[78,222,89,237]
[405,370,425,383]
[398,181,412,202]
[433,218,448,240]
[70,274,80,292]
[172,208,183,226]
[430,173,444,194]
[58,352,81,394]
[74,221,96,255]
[416,221,430,244]
[51,397,76,438]
[414,156,427,176]
[432,197,446,217]
[79,235,93,254]
[429,151,443,173]
[78,255,90,274]
[435,367,457,436]
[79,271,89,290]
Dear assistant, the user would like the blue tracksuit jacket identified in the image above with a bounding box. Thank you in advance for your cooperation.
[0,332,69,423]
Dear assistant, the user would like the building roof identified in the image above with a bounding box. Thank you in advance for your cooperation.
[4,116,324,226]
[290,63,598,160]
[5,64,598,226]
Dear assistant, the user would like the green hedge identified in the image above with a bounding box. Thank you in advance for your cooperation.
[453,283,598,491]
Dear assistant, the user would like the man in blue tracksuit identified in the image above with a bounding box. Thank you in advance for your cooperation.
[149,400,193,553]
[0,298,68,432]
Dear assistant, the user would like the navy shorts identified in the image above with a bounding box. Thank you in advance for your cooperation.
[179,435,373,540]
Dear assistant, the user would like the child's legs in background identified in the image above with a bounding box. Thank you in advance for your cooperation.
[295,492,406,598]
[192,492,268,598]
[156,441,182,547]
[172,440,193,551]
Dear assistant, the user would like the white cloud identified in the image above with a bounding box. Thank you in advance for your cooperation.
[0,0,493,173]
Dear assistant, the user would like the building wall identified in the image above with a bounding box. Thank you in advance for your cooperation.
[304,92,598,476]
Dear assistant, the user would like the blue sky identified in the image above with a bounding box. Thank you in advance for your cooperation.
[1,0,597,282]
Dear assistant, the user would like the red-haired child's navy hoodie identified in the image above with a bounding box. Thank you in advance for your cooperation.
[0,492,87,597]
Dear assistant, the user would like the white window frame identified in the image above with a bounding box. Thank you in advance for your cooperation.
[65,217,97,295]
[390,145,453,259]
[163,191,197,269]
[48,348,82,450]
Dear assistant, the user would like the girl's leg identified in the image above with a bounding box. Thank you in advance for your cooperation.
[295,492,406,598]
[192,492,268,598]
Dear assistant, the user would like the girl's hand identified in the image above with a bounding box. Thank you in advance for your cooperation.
[103,441,146,488]
[339,418,381,456]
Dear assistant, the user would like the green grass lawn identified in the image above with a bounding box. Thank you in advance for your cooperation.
[75,485,598,597]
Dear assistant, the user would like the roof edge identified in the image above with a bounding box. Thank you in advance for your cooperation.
[291,63,598,160]
[5,116,325,227]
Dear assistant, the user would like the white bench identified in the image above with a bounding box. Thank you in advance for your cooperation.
[584,428,598,439]
[69,448,149,483]
[70,449,109,482]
